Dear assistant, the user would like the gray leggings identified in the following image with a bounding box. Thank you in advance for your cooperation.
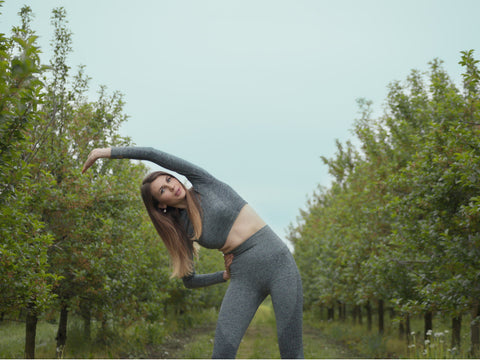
[212,225,304,359]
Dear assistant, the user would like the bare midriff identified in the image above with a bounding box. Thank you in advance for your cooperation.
[219,204,267,254]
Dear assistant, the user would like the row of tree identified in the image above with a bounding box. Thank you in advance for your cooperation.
[289,50,480,356]
[0,5,226,358]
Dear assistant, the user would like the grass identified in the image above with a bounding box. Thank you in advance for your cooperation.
[236,302,281,359]
[0,320,58,358]
[0,308,217,359]
[177,302,281,359]
[2,304,476,358]
[306,319,391,358]
[406,329,470,359]
[178,298,360,359]
[304,309,474,359]
[179,329,216,358]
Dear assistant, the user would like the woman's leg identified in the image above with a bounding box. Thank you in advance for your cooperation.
[212,225,304,358]
[270,256,304,359]
[212,281,266,359]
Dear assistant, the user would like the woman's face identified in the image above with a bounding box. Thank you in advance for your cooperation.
[150,174,187,209]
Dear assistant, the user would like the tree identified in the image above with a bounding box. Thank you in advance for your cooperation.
[0,5,61,358]
[289,50,480,354]
[1,5,229,357]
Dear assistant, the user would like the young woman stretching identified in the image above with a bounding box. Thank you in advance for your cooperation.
[82,146,304,359]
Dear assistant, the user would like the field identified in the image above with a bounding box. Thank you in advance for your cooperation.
[2,301,473,359]
[1,303,358,359]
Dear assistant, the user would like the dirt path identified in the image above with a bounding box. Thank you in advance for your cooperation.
[151,304,361,358]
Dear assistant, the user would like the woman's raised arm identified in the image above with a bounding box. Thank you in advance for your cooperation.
[82,148,111,173]
[83,146,214,185]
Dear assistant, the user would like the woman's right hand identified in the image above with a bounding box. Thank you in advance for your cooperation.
[82,148,112,173]
[223,253,234,280]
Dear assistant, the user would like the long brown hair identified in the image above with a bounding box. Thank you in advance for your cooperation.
[141,171,203,278]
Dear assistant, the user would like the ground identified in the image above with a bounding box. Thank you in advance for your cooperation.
[148,304,362,359]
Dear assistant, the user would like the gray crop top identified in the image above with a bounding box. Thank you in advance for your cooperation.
[110,146,248,288]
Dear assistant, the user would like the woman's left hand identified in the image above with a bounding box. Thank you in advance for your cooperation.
[82,148,111,173]
[223,253,233,280]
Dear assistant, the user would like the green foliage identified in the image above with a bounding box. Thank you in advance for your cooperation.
[1,4,227,357]
[0,5,58,316]
[290,50,480,351]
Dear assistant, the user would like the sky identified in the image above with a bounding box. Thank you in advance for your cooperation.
[2,0,480,246]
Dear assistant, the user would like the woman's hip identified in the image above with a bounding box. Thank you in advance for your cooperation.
[228,225,297,281]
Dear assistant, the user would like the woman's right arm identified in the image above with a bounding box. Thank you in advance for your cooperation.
[182,270,227,289]
[182,254,233,289]
[82,148,111,173]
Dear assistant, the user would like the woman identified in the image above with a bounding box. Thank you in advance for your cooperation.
[82,146,304,359]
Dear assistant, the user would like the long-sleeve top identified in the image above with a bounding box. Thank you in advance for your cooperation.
[111,146,248,288]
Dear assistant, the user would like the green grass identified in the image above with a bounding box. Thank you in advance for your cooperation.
[3,306,475,358]
[0,308,217,359]
[237,302,281,359]
[0,320,58,358]
[405,329,469,359]
[177,302,281,359]
[180,330,216,358]
[0,317,128,359]
[304,310,474,359]
[178,299,360,359]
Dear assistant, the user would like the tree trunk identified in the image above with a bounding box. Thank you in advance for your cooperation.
[83,315,91,341]
[80,302,91,341]
[406,313,411,344]
[366,301,372,331]
[358,305,362,325]
[99,317,108,345]
[327,307,334,321]
[471,303,480,357]
[399,316,405,340]
[25,303,38,359]
[451,316,461,350]
[353,305,358,324]
[378,299,384,334]
[56,304,68,358]
[339,302,346,321]
[424,311,433,341]
[389,307,395,321]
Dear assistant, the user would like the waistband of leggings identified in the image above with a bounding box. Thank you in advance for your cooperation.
[227,225,272,256]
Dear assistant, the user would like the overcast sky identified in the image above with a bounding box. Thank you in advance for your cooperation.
[2,0,480,245]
